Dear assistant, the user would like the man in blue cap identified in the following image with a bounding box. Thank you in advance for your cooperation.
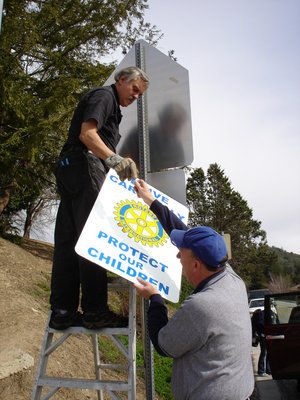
[133,179,254,400]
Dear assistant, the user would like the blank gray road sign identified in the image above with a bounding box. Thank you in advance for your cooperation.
[105,40,193,172]
[104,40,193,204]
[148,169,187,205]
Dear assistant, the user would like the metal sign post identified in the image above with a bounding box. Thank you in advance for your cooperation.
[135,41,155,400]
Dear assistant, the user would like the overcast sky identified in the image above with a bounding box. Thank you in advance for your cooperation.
[35,0,299,254]
[140,0,300,253]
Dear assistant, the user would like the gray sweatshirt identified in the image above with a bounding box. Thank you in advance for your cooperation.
[157,265,254,400]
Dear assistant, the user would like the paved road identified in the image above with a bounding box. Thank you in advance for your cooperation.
[276,379,300,400]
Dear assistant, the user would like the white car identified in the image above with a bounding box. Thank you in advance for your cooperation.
[249,298,264,316]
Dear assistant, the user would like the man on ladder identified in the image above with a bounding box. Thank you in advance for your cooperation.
[50,67,149,330]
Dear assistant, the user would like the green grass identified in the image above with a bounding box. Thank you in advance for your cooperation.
[153,352,173,399]
[98,335,127,365]
[98,333,174,399]
[28,281,51,299]
[36,281,51,294]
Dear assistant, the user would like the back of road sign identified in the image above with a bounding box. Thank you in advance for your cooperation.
[104,39,194,205]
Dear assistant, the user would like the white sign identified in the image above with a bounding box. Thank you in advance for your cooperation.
[75,170,189,303]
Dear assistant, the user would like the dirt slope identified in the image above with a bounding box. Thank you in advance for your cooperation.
[0,237,154,399]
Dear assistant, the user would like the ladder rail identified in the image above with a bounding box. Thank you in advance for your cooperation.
[37,376,129,391]
[31,314,54,400]
[92,333,103,400]
[39,387,59,400]
[31,283,140,400]
[108,334,129,358]
[106,390,123,400]
[44,332,70,356]
[128,286,137,400]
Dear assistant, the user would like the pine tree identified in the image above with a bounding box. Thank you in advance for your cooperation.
[186,164,278,287]
[0,0,161,234]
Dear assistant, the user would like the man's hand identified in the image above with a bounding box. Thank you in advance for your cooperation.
[134,179,155,206]
[105,154,139,181]
[133,277,159,299]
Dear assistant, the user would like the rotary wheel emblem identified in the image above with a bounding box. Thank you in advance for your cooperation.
[114,200,168,247]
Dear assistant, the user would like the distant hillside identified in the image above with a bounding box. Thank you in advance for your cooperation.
[270,246,300,284]
[272,245,300,258]
[271,246,300,266]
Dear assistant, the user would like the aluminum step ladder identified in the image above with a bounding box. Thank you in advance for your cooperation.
[31,280,149,400]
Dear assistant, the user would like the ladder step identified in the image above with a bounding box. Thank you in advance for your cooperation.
[108,277,130,290]
[38,376,129,391]
[108,282,130,290]
[48,326,130,334]
[96,364,145,371]
[98,363,128,370]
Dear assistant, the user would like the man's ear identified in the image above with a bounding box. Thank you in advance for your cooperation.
[118,75,127,85]
[194,257,205,273]
[193,257,201,271]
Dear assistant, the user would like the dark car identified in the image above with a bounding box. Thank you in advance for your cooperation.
[264,291,300,384]
[248,288,270,304]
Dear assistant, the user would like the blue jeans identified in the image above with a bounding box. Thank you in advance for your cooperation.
[258,336,271,374]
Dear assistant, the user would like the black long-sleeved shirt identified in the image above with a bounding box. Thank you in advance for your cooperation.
[150,198,187,235]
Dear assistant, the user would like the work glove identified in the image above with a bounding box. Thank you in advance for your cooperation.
[105,154,139,181]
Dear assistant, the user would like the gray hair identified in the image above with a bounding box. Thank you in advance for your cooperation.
[114,66,149,86]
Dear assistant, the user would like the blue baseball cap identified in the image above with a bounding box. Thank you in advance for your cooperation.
[170,226,228,267]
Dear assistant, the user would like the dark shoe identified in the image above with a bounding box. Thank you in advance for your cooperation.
[49,309,82,330]
[82,310,128,329]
